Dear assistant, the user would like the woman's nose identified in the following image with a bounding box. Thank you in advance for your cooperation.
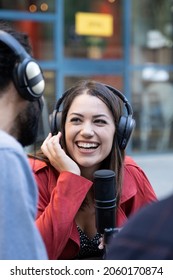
[80,122,94,137]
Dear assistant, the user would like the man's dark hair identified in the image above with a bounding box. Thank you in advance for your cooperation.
[0,20,32,92]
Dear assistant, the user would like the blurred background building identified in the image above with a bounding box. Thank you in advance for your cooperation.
[1,1,173,196]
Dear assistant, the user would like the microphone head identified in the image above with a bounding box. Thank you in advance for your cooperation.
[93,169,116,234]
[94,169,116,202]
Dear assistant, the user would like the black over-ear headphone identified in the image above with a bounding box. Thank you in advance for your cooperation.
[50,83,135,149]
[0,30,45,101]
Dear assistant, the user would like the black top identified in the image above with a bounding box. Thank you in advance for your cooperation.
[76,225,104,259]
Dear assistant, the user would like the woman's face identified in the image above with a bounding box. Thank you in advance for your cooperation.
[65,93,115,171]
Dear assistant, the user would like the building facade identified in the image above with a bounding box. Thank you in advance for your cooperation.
[0,0,173,153]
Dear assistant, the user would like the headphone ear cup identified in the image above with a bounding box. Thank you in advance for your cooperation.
[117,116,135,149]
[13,58,45,101]
[0,30,45,101]
[49,110,62,135]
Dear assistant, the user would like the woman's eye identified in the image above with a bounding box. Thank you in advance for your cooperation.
[94,119,107,125]
[70,117,81,123]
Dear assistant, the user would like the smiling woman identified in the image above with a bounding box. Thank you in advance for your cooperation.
[28,80,157,260]
[65,93,115,175]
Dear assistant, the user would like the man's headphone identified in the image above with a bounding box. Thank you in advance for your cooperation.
[0,30,45,101]
[50,83,135,150]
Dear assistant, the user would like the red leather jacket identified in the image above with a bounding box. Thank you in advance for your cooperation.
[29,156,157,260]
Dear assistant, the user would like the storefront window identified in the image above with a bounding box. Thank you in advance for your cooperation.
[132,69,173,152]
[43,71,56,112]
[64,0,123,59]
[2,0,173,154]
[4,20,54,60]
[64,75,123,93]
[131,0,173,152]
[0,0,55,12]
[131,0,173,65]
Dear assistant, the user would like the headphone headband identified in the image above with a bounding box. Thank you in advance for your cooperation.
[105,84,133,116]
[0,30,30,59]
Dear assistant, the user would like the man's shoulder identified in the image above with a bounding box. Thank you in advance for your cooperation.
[0,130,23,152]
[0,130,28,168]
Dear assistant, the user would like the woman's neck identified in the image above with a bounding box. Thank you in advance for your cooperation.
[81,166,100,181]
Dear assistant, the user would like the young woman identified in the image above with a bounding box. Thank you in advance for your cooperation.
[29,80,157,260]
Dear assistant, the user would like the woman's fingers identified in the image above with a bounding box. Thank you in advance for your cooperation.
[40,132,80,175]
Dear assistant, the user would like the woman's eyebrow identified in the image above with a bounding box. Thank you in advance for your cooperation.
[69,112,109,118]
[69,113,83,117]
[93,114,109,118]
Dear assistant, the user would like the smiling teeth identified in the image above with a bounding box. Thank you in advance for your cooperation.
[77,142,98,149]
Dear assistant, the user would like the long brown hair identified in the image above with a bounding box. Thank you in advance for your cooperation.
[58,80,125,202]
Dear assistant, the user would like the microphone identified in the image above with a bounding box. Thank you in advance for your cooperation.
[93,169,116,234]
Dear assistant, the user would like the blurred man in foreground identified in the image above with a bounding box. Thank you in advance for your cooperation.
[106,194,173,259]
[0,21,47,259]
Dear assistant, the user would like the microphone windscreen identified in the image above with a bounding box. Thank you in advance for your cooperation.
[94,169,116,234]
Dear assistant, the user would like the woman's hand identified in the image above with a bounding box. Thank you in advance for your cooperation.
[41,132,81,175]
